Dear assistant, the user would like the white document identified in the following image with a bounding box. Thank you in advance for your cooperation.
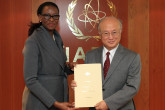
[74,64,103,107]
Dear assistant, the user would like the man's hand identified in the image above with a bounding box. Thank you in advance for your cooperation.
[95,100,108,110]
[71,80,77,90]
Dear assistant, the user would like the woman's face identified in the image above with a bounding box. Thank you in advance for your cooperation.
[39,6,59,32]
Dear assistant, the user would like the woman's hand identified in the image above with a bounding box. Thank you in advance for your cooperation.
[53,101,74,110]
[67,62,78,71]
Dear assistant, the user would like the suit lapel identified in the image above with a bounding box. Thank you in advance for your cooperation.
[37,26,65,69]
[103,44,124,86]
[95,47,105,84]
[95,47,103,63]
[53,30,67,61]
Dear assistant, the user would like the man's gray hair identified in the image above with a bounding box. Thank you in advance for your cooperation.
[97,16,123,33]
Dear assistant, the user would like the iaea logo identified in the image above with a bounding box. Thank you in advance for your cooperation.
[66,0,118,41]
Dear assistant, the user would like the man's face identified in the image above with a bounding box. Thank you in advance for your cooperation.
[99,17,121,50]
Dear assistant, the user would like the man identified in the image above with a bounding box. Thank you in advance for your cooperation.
[72,16,141,110]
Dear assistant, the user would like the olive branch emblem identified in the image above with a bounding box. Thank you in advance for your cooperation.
[66,0,117,41]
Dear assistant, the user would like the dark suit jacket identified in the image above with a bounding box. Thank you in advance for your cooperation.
[22,26,72,110]
[85,44,141,110]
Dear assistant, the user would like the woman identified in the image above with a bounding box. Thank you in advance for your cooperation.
[22,2,74,110]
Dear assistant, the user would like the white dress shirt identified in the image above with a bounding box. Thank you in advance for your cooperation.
[102,44,119,66]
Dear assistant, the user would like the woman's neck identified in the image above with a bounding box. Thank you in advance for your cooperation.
[48,31,54,38]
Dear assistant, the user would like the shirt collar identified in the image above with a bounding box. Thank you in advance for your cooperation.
[103,44,119,57]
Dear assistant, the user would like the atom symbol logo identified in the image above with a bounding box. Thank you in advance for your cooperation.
[66,0,117,41]
[78,0,106,32]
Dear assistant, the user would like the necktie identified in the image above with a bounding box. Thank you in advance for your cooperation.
[103,52,110,79]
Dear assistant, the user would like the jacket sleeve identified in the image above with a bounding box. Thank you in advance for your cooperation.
[23,38,56,108]
[104,54,141,110]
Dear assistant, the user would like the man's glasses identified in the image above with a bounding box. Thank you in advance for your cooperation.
[100,31,120,38]
[41,14,60,20]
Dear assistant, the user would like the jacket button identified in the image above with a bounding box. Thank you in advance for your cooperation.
[102,88,105,91]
